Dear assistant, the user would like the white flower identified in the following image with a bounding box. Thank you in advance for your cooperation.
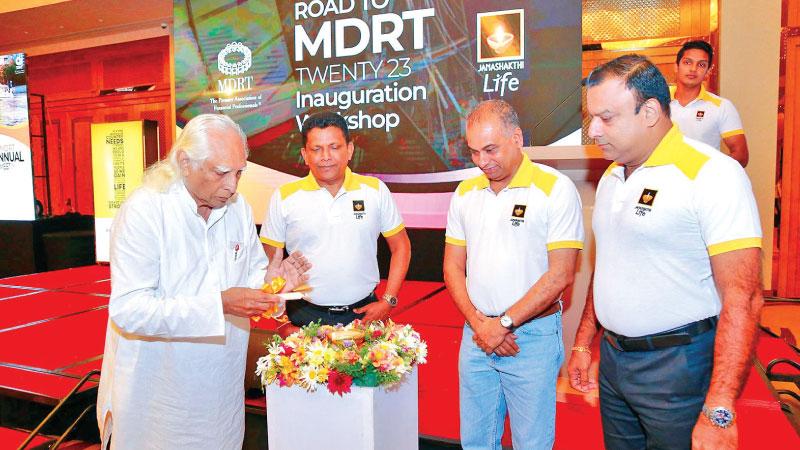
[306,339,330,366]
[300,366,321,391]
[415,342,428,364]
[267,341,283,356]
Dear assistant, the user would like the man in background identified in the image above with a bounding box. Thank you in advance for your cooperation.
[670,40,749,167]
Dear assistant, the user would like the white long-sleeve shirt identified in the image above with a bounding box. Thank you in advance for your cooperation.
[96,181,267,449]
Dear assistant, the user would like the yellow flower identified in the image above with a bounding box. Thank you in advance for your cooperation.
[315,367,330,383]
[279,355,293,371]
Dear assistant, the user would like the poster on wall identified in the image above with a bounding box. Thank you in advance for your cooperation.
[174,0,581,227]
[91,121,147,262]
[0,52,34,221]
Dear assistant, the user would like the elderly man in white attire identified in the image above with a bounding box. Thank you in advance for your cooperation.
[96,114,309,449]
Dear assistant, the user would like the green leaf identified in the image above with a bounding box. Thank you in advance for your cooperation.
[353,365,380,387]
[302,320,322,338]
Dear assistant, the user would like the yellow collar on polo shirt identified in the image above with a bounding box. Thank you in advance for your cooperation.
[507,155,558,196]
[670,84,722,107]
[280,167,380,200]
[641,125,710,180]
[697,85,722,106]
[458,155,557,196]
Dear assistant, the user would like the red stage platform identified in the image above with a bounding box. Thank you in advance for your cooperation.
[0,266,797,448]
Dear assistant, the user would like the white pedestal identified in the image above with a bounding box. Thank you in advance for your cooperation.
[266,368,418,450]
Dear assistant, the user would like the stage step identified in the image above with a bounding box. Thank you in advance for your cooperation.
[0,426,51,449]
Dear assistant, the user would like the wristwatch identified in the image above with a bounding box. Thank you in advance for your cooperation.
[381,293,398,307]
[702,405,735,429]
[499,314,514,329]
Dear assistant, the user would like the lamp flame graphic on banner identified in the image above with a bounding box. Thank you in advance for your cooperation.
[91,121,152,262]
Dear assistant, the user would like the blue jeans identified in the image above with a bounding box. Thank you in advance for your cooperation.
[599,327,715,450]
[459,312,563,450]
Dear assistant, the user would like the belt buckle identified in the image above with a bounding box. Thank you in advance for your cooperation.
[328,305,349,313]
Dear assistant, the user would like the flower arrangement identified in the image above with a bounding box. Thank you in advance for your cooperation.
[256,319,427,396]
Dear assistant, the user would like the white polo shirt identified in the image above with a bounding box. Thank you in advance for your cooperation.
[593,126,761,337]
[445,157,584,316]
[670,85,745,150]
[260,168,404,306]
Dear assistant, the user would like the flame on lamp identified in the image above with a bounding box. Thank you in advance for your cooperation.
[486,24,514,54]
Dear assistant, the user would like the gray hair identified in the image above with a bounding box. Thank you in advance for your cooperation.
[466,99,521,136]
[142,114,249,191]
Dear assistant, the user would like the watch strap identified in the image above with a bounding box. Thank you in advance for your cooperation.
[381,293,398,307]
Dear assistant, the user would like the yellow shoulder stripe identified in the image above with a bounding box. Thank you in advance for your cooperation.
[345,171,381,192]
[279,175,320,200]
[644,126,710,180]
[457,175,490,196]
[602,162,619,178]
[698,87,722,107]
[707,237,761,256]
[508,157,558,196]
[529,164,558,197]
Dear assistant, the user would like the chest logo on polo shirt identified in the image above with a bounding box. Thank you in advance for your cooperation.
[635,188,658,217]
[352,200,365,220]
[696,110,705,121]
[510,204,526,227]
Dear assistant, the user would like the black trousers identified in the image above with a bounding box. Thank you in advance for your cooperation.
[286,293,376,326]
[599,326,715,449]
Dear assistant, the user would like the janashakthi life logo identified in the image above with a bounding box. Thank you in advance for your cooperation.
[477,9,524,63]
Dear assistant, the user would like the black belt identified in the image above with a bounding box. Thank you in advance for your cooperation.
[604,316,718,352]
[302,293,376,315]
[485,302,561,324]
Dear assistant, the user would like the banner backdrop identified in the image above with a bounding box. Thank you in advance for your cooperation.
[91,121,147,262]
[174,0,581,227]
[0,52,34,221]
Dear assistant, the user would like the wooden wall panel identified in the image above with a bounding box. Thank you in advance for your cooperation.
[45,120,65,215]
[71,117,94,214]
[777,34,800,297]
[583,45,684,84]
[788,0,800,28]
[26,36,172,217]
[102,52,165,89]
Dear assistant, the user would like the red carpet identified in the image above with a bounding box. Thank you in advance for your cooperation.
[2,266,109,290]
[0,309,107,371]
[0,266,797,448]
[0,426,51,449]
[0,287,38,300]
[0,291,107,330]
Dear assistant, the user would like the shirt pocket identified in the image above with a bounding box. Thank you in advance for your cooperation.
[229,241,246,266]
